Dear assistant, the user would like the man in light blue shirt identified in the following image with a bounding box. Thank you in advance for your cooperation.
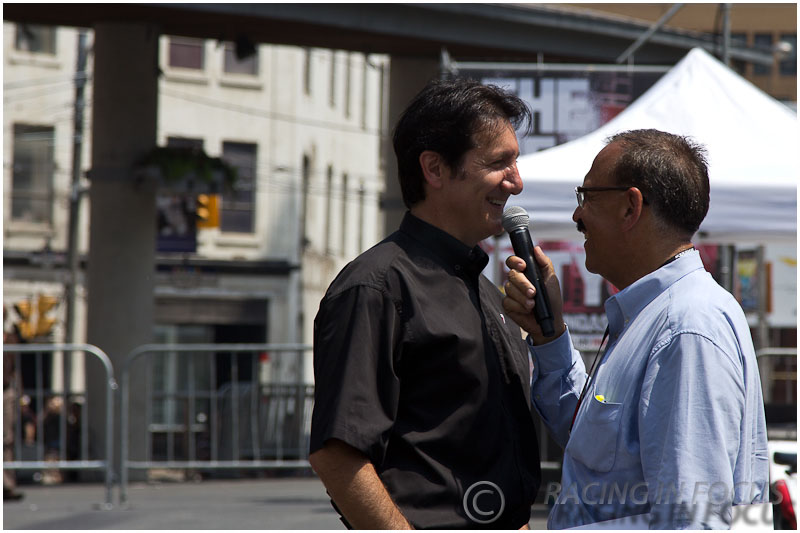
[503,129,769,529]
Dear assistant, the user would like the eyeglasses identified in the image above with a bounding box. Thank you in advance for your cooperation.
[574,186,648,207]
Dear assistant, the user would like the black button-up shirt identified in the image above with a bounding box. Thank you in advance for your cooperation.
[311,213,541,529]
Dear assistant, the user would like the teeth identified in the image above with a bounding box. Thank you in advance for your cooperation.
[488,199,504,206]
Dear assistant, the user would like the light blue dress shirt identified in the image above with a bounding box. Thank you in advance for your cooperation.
[530,250,769,529]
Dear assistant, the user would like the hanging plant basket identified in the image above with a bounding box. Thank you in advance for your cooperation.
[136,146,238,194]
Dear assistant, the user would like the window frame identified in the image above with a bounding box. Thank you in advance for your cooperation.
[168,36,205,71]
[220,142,258,234]
[10,123,56,226]
[14,24,57,55]
[753,33,774,76]
[223,42,259,76]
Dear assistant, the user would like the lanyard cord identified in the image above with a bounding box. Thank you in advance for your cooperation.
[570,326,610,432]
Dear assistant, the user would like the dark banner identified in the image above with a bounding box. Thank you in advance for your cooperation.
[156,193,197,253]
[475,70,664,154]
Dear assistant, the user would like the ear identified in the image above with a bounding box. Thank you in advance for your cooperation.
[620,186,645,232]
[419,150,448,190]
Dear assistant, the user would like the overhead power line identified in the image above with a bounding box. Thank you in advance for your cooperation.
[160,88,386,138]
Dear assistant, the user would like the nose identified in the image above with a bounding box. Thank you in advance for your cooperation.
[503,162,523,195]
[572,205,582,223]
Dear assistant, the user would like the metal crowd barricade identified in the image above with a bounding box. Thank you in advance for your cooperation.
[2,343,116,507]
[757,347,797,407]
[120,343,313,504]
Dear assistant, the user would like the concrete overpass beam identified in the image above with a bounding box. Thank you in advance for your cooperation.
[382,57,440,236]
[86,22,159,479]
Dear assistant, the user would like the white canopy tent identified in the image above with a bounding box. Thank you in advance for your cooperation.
[512,47,798,244]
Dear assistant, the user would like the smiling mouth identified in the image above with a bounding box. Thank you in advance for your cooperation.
[488,198,505,208]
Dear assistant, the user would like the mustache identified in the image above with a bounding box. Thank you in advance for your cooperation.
[576,219,586,233]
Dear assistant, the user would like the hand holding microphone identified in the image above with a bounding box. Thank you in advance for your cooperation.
[502,207,564,342]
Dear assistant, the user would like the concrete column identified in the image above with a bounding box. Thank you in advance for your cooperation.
[382,57,439,237]
[86,23,159,478]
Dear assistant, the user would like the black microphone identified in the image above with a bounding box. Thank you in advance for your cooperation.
[502,206,555,337]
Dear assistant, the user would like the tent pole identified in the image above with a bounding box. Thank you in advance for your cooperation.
[616,3,685,64]
[440,47,453,79]
[719,244,734,294]
[756,245,769,349]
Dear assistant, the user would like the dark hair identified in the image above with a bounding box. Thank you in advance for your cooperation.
[392,78,531,208]
[605,129,710,237]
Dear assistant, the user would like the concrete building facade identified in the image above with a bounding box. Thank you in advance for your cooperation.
[570,3,797,104]
[4,7,794,473]
[3,23,388,392]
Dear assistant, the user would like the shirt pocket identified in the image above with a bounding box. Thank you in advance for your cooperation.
[565,397,623,472]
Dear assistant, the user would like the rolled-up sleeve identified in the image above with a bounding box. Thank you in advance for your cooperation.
[529,328,587,448]
[310,284,403,465]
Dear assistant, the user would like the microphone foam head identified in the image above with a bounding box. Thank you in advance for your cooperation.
[502,206,530,232]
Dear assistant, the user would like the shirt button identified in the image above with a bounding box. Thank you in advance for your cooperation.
[455,265,462,272]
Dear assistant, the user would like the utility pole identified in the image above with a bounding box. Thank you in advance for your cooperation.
[65,30,89,346]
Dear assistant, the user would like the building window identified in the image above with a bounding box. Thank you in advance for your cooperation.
[361,54,369,129]
[753,33,773,76]
[301,155,311,249]
[303,48,312,96]
[169,37,205,70]
[779,34,797,76]
[15,24,56,54]
[730,33,748,76]
[11,124,55,224]
[344,54,352,118]
[221,142,256,234]
[358,182,366,253]
[157,138,204,251]
[223,42,258,76]
[330,51,337,107]
[151,324,213,433]
[325,165,333,254]
[341,173,349,254]
[379,63,387,137]
[167,136,203,150]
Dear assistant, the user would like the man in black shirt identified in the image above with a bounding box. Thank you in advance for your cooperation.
[309,79,541,529]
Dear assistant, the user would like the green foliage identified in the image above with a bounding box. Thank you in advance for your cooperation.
[137,146,237,192]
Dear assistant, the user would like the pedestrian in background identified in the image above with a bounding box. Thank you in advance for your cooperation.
[4,306,24,501]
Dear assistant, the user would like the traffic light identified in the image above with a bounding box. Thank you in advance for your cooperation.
[196,194,220,228]
[12,295,59,341]
[13,300,34,340]
[38,295,58,315]
[35,295,59,337]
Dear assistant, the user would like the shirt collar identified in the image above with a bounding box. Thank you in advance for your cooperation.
[399,212,489,277]
[604,249,704,335]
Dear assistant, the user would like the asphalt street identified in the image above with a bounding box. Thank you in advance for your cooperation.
[4,477,342,530]
[3,476,550,530]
